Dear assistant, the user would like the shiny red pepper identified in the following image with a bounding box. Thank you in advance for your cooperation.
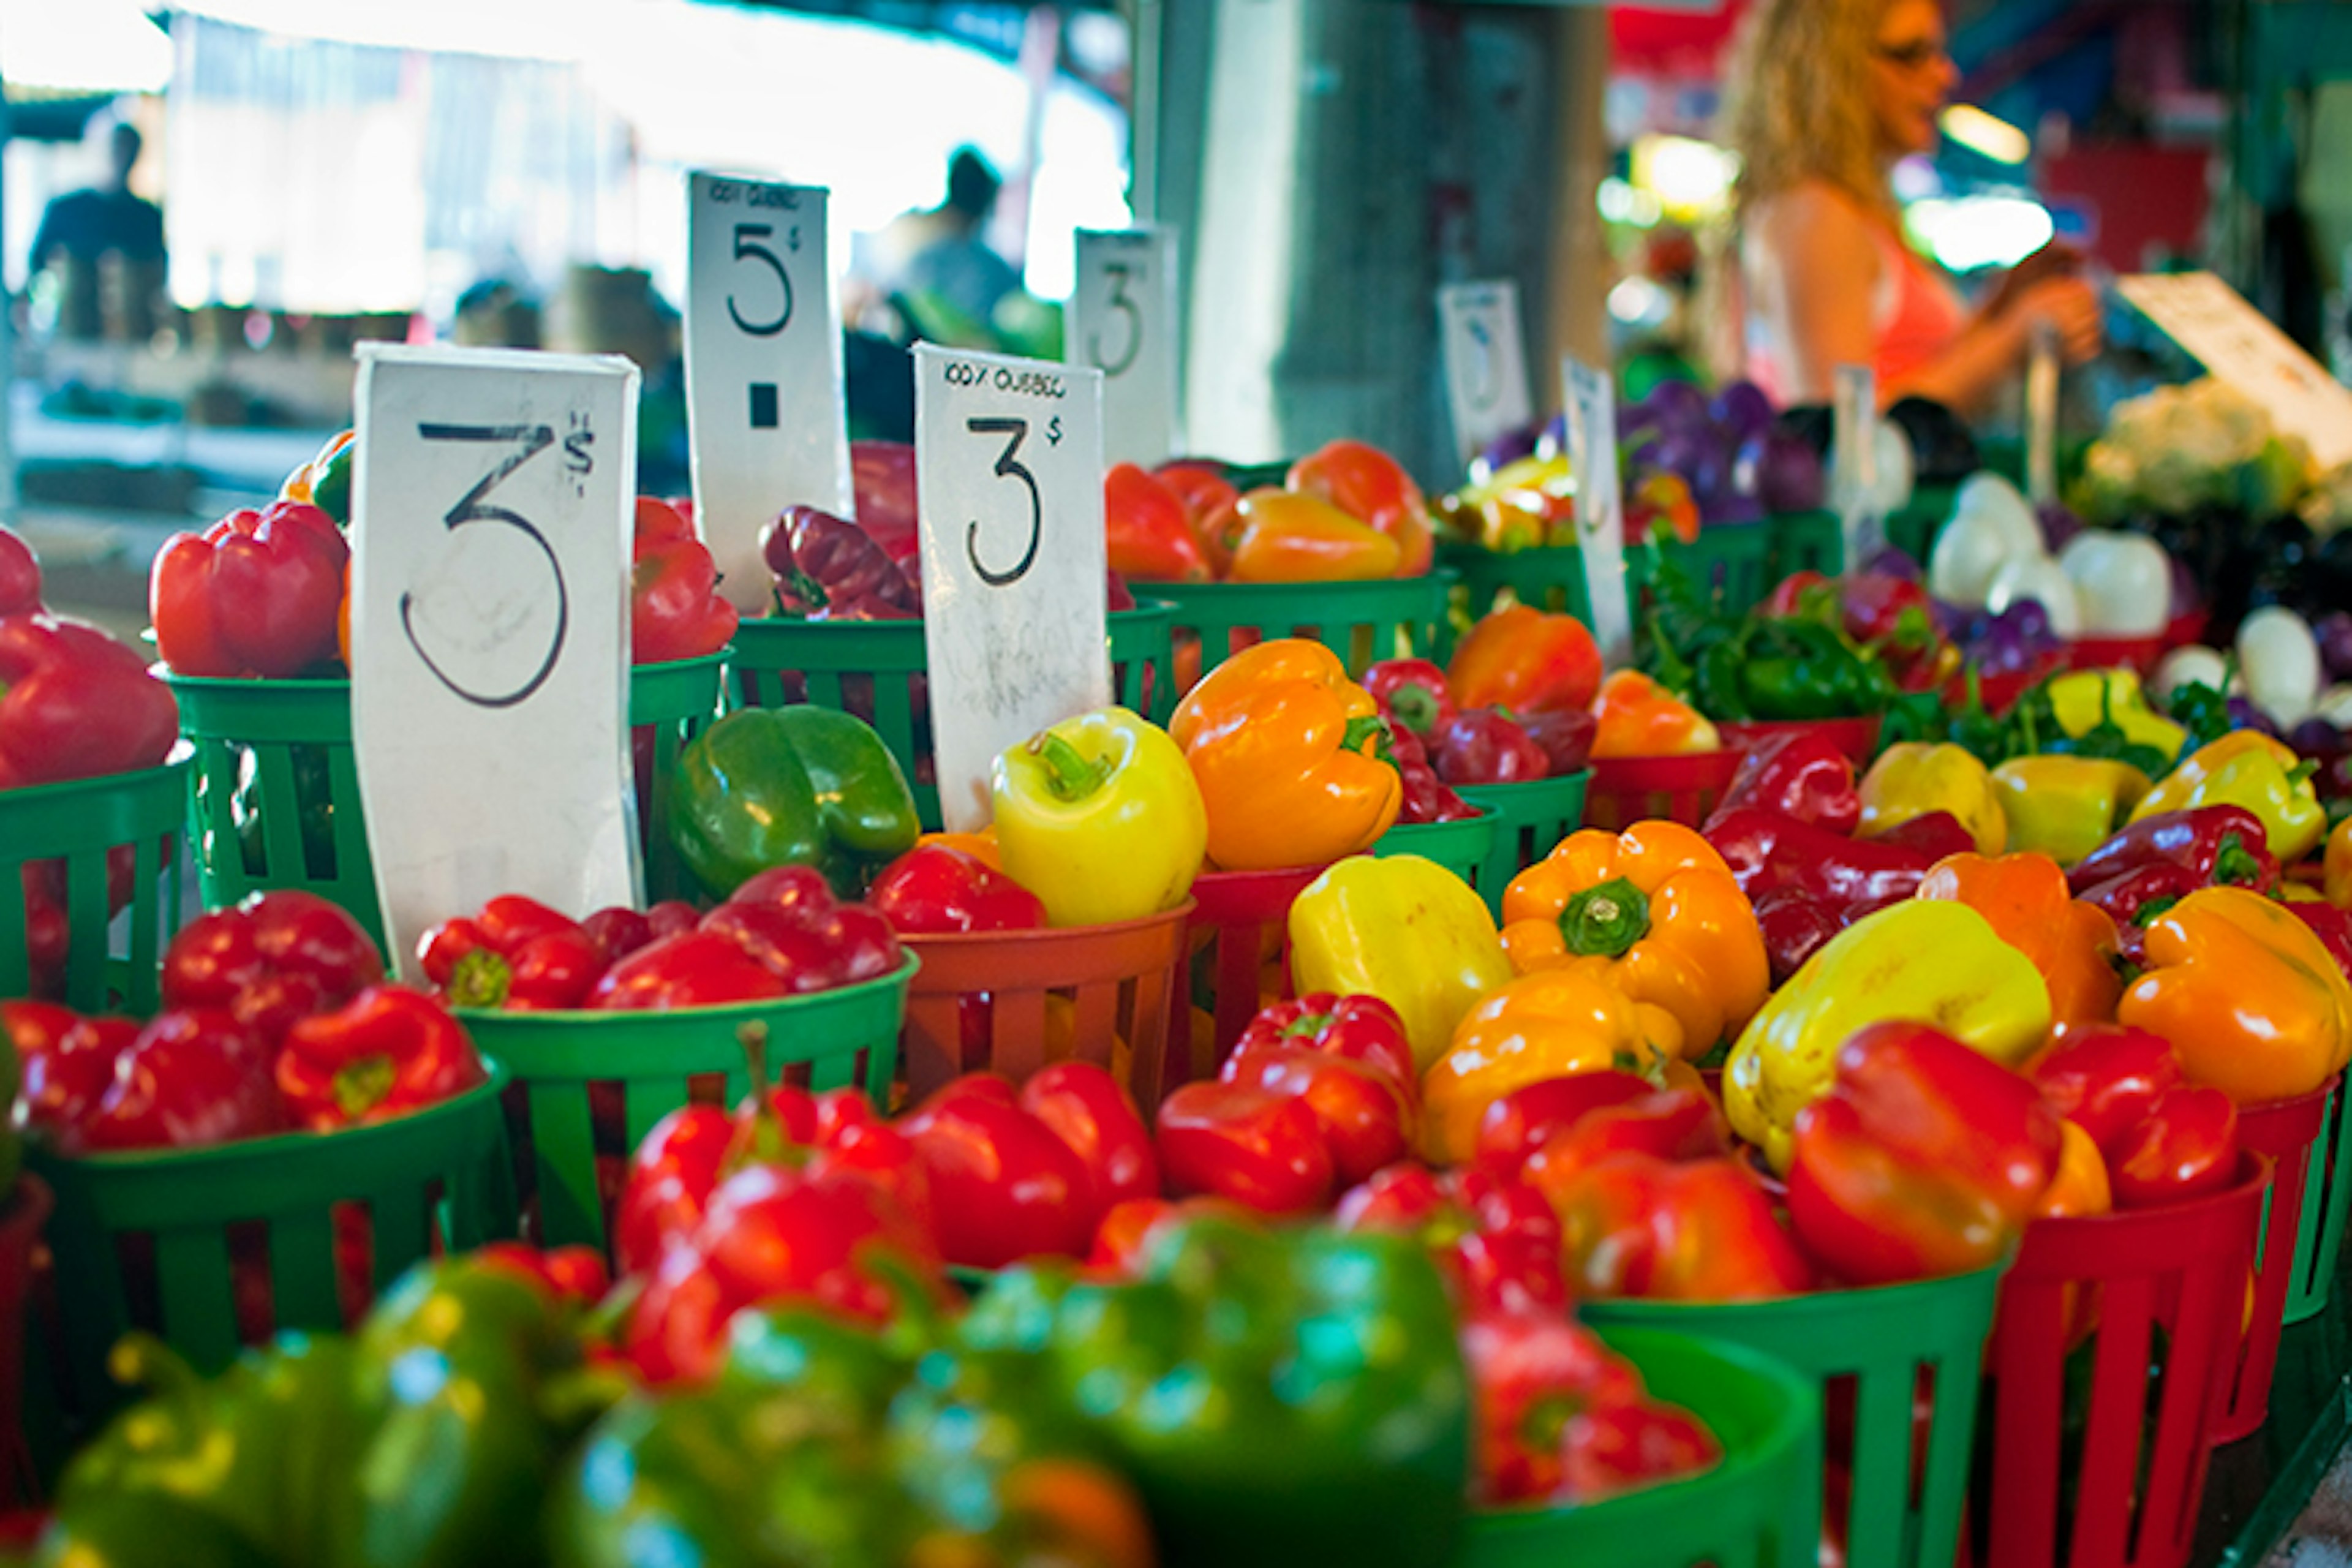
[1458,1306,1643,1504]
[1223,993,1419,1185]
[867,844,1047,933]
[276,985,486,1131]
[587,930,789,1009]
[1549,1152,1817,1300]
[898,1074,1097,1268]
[1704,806,1940,914]
[2067,805,2281,898]
[716,866,903,989]
[1232,993,1418,1100]
[5,1000,134,1146]
[1104,462,1214,584]
[1156,1079,1335,1217]
[762,505,919,620]
[2073,863,2201,967]
[1705,730,1861,836]
[630,497,739,664]
[1362,659,1458,739]
[1469,1071,1655,1178]
[1869,810,1980,862]
[2109,1085,2240,1209]
[1432,708,1550,785]
[1752,884,1849,986]
[1519,706,1598,778]
[160,890,385,1044]
[1520,1089,1727,1198]
[1389,722,1478,825]
[423,895,607,1011]
[1334,1161,1569,1318]
[2286,900,2352,986]
[80,1009,286,1150]
[1016,1061,1159,1226]
[150,500,348,677]
[0,613,180,791]
[581,906,656,966]
[2027,1024,2185,1150]
[0,526,39,616]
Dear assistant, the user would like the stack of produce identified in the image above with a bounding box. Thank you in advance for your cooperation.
[1107,439,1434,582]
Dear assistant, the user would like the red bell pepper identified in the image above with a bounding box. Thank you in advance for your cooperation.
[1153,462,1243,572]
[1704,730,1861,836]
[898,1074,1097,1268]
[850,440,922,567]
[1287,440,1434,576]
[1703,807,1939,913]
[2027,1024,2187,1150]
[587,930,788,1009]
[1561,1398,1722,1504]
[161,890,386,1044]
[1520,1089,1727,1196]
[763,505,919,620]
[1447,606,1604,716]
[6,1001,135,1146]
[1232,993,1417,1100]
[1548,1152,1816,1300]
[1458,1306,1643,1504]
[868,843,1047,933]
[1518,706,1597,778]
[1389,723,1478,825]
[151,500,347,677]
[1786,1021,2062,1286]
[2066,805,2281,898]
[2287,900,2352,986]
[1868,810,1979,863]
[1362,659,1458,739]
[422,895,607,1011]
[276,985,487,1131]
[2109,1085,2239,1209]
[581,905,655,965]
[473,1241,614,1309]
[80,1009,286,1150]
[1752,884,1847,987]
[720,866,903,989]
[1469,1071,1655,1178]
[1432,708,1550,785]
[1335,1161,1569,1317]
[0,613,180,790]
[1104,462,1214,584]
[1156,1079,1335,1216]
[1224,993,1419,1185]
[2073,863,2200,967]
[0,526,39,617]
[630,498,739,664]
[647,900,701,940]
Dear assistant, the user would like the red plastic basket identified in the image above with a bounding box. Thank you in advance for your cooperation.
[1717,717,1883,767]
[1974,1153,2269,1568]
[2064,636,2165,676]
[1183,864,1331,1083]
[899,903,1193,1110]
[0,1178,50,1507]
[2161,611,2209,653]
[2212,1079,2334,1441]
[1583,750,1746,832]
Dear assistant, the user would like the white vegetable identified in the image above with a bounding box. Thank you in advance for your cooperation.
[2237,606,2323,728]
[1986,552,2083,638]
[2316,684,2352,729]
[1829,419,1917,518]
[1929,473,2043,609]
[2151,644,2231,703]
[2057,530,2172,636]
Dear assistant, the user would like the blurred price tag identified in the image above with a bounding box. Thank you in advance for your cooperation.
[914,345,1110,831]
[1440,281,1534,466]
[1069,227,1180,467]
[2025,327,2061,505]
[1562,358,1630,665]
[685,172,852,614]
[2120,271,2352,470]
[351,344,641,976]
[1833,364,1884,565]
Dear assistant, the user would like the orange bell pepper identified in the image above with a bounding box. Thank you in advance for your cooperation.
[1590,670,1721,758]
[1155,461,1243,576]
[1500,821,1769,1057]
[1446,606,1604,715]
[918,827,1002,870]
[2035,1119,2114,1220]
[1913,852,2122,1029]
[1287,439,1434,576]
[1226,491,1401,582]
[1104,462,1213,583]
[1169,638,1402,870]
[2117,886,2352,1104]
[2327,816,2352,911]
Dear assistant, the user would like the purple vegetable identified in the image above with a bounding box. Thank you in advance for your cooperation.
[1933,599,1975,643]
[1709,381,1776,444]
[2315,611,2352,684]
[2288,717,2348,758]
[2002,598,2056,647]
[2227,695,2281,738]
[1735,430,1827,513]
[1646,426,1733,508]
[2035,501,2084,556]
[1642,378,1711,434]
[1478,421,1542,475]
[1864,546,1922,582]
[1705,494,1766,528]
[2167,555,2201,619]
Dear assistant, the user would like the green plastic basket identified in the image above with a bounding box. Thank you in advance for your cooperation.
[1372,813,1499,891]
[1629,524,1774,615]
[460,956,914,1259]
[1584,1261,2006,1568]
[1884,481,1959,568]
[1455,772,1591,919]
[168,658,726,949]
[725,608,1175,831]
[1434,541,1593,628]
[1770,510,1845,579]
[0,756,186,1014]
[1151,575,1449,686]
[29,1068,514,1425]
[627,653,728,902]
[2286,1076,2352,1323]
[1461,1325,1821,1568]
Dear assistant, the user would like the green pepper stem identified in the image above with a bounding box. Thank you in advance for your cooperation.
[1557,876,1651,959]
[2215,834,2263,887]
[1029,731,1114,802]
[1343,714,1395,764]
[729,1022,796,1171]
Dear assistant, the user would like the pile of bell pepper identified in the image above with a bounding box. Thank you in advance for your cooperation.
[1107,440,1434,584]
[1637,549,1907,725]
[1432,440,1705,556]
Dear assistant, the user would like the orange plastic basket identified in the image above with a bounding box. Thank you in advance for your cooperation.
[1184,864,1333,1080]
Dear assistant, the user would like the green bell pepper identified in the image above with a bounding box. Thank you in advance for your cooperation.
[668,706,921,900]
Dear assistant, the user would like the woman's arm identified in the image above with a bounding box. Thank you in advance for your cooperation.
[1748,186,1883,401]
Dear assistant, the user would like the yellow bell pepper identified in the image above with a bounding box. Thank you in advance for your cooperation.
[1857,743,2008,855]
[1724,900,2052,1170]
[1499,821,1768,1057]
[2328,818,2352,910]
[2129,731,2328,865]
[2116,886,2352,1104]
[1289,854,1515,1071]
[2047,669,2190,763]
[1989,756,2150,867]
[1420,959,1684,1164]
[992,707,1208,928]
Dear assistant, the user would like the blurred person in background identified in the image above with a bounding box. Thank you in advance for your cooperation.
[1717,0,2100,414]
[28,123,165,277]
[850,146,1022,341]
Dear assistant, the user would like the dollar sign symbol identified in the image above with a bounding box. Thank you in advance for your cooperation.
[1047,416,1063,447]
[564,413,594,481]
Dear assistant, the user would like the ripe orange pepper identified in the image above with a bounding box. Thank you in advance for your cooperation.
[2035,1119,2114,1219]
[1446,605,1603,715]
[1913,852,2122,1028]
[1169,639,1401,870]
[1500,821,1768,1057]
[1589,670,1721,758]
[1226,491,1401,582]
[1287,439,1434,576]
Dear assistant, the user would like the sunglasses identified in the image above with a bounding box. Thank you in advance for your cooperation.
[1873,38,1950,69]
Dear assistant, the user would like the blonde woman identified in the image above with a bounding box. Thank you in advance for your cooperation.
[1722,0,2101,412]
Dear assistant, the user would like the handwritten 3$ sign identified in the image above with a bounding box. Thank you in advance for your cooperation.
[913,345,1110,832]
[352,345,641,975]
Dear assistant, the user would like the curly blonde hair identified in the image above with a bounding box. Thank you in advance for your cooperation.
[1721,0,1899,220]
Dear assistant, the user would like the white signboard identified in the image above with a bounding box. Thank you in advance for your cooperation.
[1562,358,1631,666]
[913,345,1112,831]
[352,345,640,975]
[2025,327,2061,505]
[685,172,852,613]
[1440,281,1535,465]
[1833,363,1885,565]
[2119,270,2352,471]
[1069,227,1180,467]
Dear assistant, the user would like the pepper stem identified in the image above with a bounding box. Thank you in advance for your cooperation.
[1557,877,1651,958]
[2215,834,2263,888]
[728,1022,793,1170]
[1029,731,1114,802]
[447,948,513,1010]
[1388,684,1441,736]
[1343,714,1395,765]
[333,1056,395,1121]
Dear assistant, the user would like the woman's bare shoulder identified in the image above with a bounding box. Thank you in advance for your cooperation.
[1747,179,1875,245]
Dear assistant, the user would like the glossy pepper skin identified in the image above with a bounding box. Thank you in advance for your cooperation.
[1169,639,1400,870]
[1499,821,1768,1058]
[2130,731,2328,864]
[1389,723,1478,824]
[1287,439,1436,577]
[1785,1021,2061,1286]
[959,1218,1472,1568]
[160,889,386,1045]
[1220,1023,1417,1187]
[2109,1085,2241,1208]
[276,985,486,1131]
[2069,804,2282,899]
[421,895,606,1011]
[1545,1150,1815,1300]
[1914,852,2123,1028]
[1858,743,2007,856]
[867,843,1047,933]
[151,500,349,678]
[1362,658,1458,739]
[761,504,919,619]
[900,1072,1140,1267]
[0,613,181,789]
[992,705,1207,926]
[1989,756,2150,867]
[1725,899,2054,1170]
[1751,884,1849,985]
[0,522,42,615]
[1104,462,1215,583]
[669,705,921,900]
[1433,707,1550,785]
[2327,816,2352,910]
[1333,1163,1569,1319]
[76,1009,284,1152]
[1289,853,1514,1071]
[2029,1024,2186,1150]
[628,497,738,663]
[1446,606,1604,717]
[1156,1079,1336,1215]
[2118,886,2352,1103]
[1704,729,1861,835]
[2048,669,2189,763]
[1704,807,1942,916]
[1589,669,1720,758]
[1227,489,1403,581]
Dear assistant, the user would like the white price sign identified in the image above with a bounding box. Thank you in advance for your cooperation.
[1562,358,1631,666]
[351,344,641,975]
[1833,363,1885,565]
[1069,227,1180,467]
[2025,326,2061,505]
[2119,271,2352,470]
[685,173,852,614]
[1439,281,1534,465]
[913,345,1110,832]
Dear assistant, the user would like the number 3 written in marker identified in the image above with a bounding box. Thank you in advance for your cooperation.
[965,416,1041,586]
[402,423,570,709]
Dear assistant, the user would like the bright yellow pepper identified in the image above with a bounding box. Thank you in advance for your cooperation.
[1989,756,2150,867]
[1499,821,1768,1057]
[2117,886,2352,1104]
[992,707,1207,928]
[2130,731,2328,865]
[2328,818,2352,910]
[1857,743,2008,855]
[1724,900,2052,1170]
[2047,669,2190,762]
[1289,853,1515,1072]
[1420,959,1685,1164]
